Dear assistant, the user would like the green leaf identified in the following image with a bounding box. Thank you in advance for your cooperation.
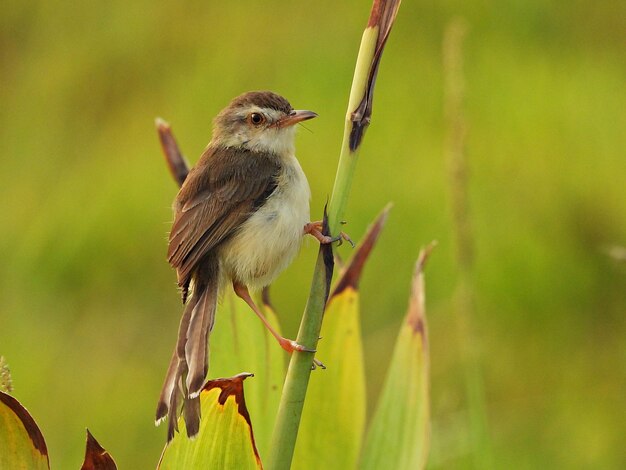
[81,429,117,470]
[159,373,262,469]
[294,207,390,469]
[360,244,434,470]
[0,390,50,470]
[209,289,285,459]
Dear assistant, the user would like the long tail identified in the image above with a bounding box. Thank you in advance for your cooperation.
[156,264,219,441]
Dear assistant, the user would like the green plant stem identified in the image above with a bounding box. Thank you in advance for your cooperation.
[265,253,330,469]
[266,51,367,469]
[327,27,378,233]
[267,2,401,467]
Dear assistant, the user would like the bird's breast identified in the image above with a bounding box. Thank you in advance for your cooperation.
[220,156,310,289]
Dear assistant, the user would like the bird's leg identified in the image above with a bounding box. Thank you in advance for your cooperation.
[233,282,316,354]
[304,221,355,247]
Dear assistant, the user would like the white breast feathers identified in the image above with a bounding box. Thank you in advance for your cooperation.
[219,155,310,289]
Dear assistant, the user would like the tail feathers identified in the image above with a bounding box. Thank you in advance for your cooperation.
[156,269,218,441]
[185,276,218,398]
[166,362,183,442]
[164,360,201,442]
[155,349,179,425]
[183,395,201,438]
[156,293,197,425]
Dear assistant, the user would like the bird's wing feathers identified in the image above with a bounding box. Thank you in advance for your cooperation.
[167,146,281,286]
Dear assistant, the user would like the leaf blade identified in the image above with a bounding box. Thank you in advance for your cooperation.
[360,245,434,470]
[159,374,262,470]
[0,390,50,470]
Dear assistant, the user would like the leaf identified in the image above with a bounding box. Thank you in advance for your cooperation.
[158,373,262,469]
[208,289,285,459]
[293,206,390,469]
[0,390,50,470]
[81,429,117,470]
[360,244,434,470]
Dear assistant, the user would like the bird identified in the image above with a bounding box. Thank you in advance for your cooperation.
[155,90,337,441]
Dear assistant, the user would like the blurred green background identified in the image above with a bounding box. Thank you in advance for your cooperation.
[1,0,625,468]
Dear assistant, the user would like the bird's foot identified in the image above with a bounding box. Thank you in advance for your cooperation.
[304,221,355,247]
[278,336,316,354]
[277,337,325,369]
[337,231,355,247]
[311,358,327,370]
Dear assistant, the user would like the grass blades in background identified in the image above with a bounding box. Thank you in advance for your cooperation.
[443,19,493,467]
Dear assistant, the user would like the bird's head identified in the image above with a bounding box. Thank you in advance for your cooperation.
[211,91,317,156]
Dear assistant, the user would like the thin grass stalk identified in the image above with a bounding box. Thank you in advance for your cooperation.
[443,18,493,468]
[266,2,401,469]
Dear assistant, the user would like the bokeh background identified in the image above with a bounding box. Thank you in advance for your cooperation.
[1,0,625,468]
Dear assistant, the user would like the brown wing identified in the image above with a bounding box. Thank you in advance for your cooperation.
[167,146,281,286]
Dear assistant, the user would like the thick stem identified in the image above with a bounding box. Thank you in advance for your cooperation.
[267,2,401,468]
[265,254,330,468]
[327,27,378,233]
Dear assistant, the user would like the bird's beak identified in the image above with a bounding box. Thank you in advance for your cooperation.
[275,110,318,128]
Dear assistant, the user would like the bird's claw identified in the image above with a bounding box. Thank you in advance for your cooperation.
[311,358,327,370]
[329,231,355,248]
[340,231,355,248]
[304,221,354,247]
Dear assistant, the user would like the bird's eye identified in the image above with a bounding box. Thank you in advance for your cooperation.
[249,113,265,126]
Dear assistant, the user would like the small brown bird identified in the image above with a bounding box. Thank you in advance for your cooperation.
[156,91,335,440]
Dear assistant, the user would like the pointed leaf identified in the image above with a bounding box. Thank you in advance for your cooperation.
[294,207,390,469]
[0,390,49,470]
[209,289,285,459]
[159,373,262,469]
[81,429,117,470]
[360,244,434,470]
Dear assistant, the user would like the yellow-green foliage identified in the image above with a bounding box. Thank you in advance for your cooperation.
[294,285,367,469]
[361,250,431,470]
[158,375,262,470]
[0,391,49,470]
[1,1,625,468]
